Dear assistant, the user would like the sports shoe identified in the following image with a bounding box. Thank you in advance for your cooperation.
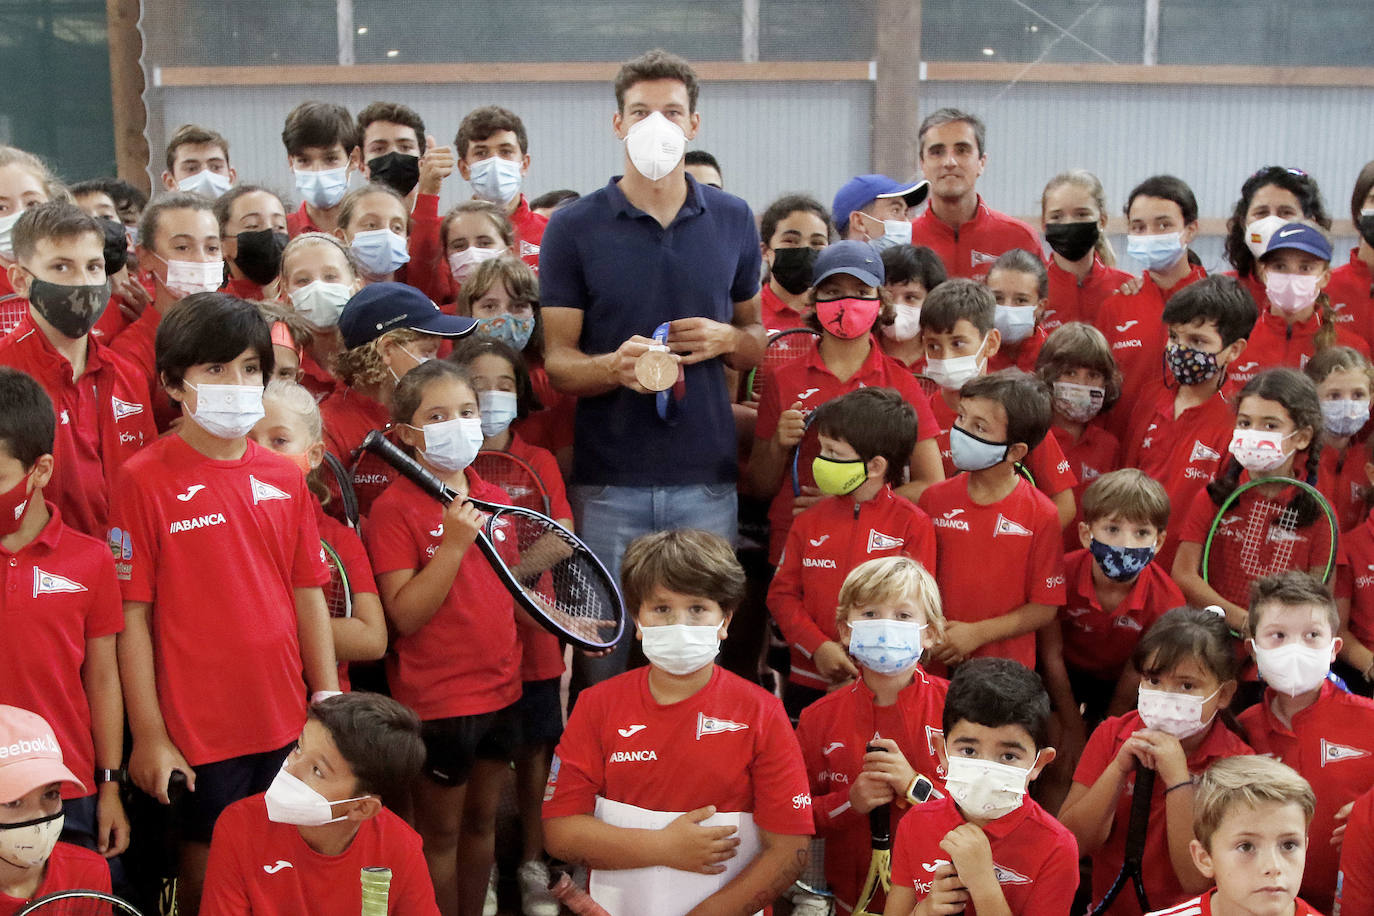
[517,859,560,916]
[484,864,498,916]
[788,889,834,916]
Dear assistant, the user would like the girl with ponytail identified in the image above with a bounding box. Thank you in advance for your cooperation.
[1039,169,1131,332]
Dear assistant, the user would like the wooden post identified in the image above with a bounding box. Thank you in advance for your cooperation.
[872,0,921,180]
[106,0,150,192]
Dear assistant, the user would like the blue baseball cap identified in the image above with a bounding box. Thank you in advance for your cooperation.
[1263,222,1333,262]
[339,282,477,350]
[813,240,886,288]
[832,175,930,232]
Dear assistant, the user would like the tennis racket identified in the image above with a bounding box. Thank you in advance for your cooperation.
[360,431,624,651]
[852,797,893,915]
[16,891,144,915]
[746,328,820,402]
[472,450,552,515]
[1088,763,1155,915]
[322,540,353,618]
[321,451,360,529]
[0,293,28,336]
[360,866,392,916]
[790,410,823,499]
[913,373,940,400]
[1201,476,1338,611]
[550,873,612,916]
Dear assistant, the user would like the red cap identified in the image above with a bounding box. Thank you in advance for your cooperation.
[0,706,84,802]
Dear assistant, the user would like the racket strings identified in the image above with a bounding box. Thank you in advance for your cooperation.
[500,512,619,644]
[1216,496,1303,606]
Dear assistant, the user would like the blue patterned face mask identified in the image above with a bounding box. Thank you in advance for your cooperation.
[1089,538,1154,582]
[473,313,536,352]
[846,619,924,674]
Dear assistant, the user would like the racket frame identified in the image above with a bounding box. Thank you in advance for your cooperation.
[321,451,360,529]
[746,327,820,402]
[321,539,354,619]
[16,890,144,915]
[472,449,553,515]
[1201,475,1338,599]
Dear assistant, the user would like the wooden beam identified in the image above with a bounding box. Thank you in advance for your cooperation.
[873,0,921,180]
[106,0,150,192]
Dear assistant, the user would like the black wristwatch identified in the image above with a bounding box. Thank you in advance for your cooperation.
[95,768,126,785]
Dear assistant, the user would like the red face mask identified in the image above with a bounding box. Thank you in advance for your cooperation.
[0,471,34,538]
[815,296,880,340]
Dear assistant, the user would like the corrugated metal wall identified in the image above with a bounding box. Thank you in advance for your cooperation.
[153,77,1374,269]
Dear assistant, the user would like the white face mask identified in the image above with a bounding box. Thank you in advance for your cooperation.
[1253,641,1332,697]
[1228,428,1295,474]
[865,215,912,253]
[994,305,1037,345]
[1127,231,1186,273]
[178,169,233,200]
[264,766,369,827]
[1137,686,1220,739]
[478,389,519,438]
[295,166,350,210]
[468,156,524,205]
[639,623,721,676]
[350,228,410,278]
[1265,271,1322,315]
[882,304,921,342]
[0,811,63,869]
[184,381,265,439]
[289,280,354,328]
[924,347,985,391]
[624,112,686,182]
[943,757,1031,820]
[1321,399,1370,438]
[448,247,503,285]
[1245,215,1289,259]
[1052,381,1105,423]
[0,209,24,259]
[847,619,924,675]
[411,416,484,473]
[160,256,225,298]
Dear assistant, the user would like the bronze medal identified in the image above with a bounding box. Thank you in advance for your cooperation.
[635,347,678,392]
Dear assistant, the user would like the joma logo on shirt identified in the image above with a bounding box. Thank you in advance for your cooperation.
[169,513,227,533]
[609,750,658,763]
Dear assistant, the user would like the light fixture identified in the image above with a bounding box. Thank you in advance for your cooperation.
[386,49,399,58]
[356,26,367,34]
[982,47,995,56]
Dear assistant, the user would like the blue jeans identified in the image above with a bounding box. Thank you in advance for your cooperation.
[568,482,738,702]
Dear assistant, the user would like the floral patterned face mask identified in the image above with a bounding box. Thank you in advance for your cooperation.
[1165,342,1220,387]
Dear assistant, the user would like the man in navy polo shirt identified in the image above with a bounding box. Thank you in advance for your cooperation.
[539,48,765,691]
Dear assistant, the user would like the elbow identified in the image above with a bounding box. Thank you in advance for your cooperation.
[542,818,576,863]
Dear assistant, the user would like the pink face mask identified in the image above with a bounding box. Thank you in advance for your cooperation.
[815,297,880,340]
[1265,271,1321,315]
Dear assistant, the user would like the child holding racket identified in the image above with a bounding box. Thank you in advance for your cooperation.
[542,529,813,916]
[277,232,363,400]
[768,387,937,717]
[1172,368,1332,633]
[1305,346,1373,532]
[362,359,522,916]
[1150,756,1321,916]
[1060,608,1253,916]
[200,693,439,916]
[884,658,1077,916]
[250,379,388,690]
[1235,571,1374,914]
[794,556,949,915]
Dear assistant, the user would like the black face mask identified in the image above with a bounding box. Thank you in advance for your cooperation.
[234,229,289,286]
[1359,213,1374,249]
[1044,221,1100,262]
[28,276,111,339]
[98,218,129,275]
[770,247,820,296]
[367,152,421,197]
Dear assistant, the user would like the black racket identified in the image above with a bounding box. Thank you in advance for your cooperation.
[472,450,552,515]
[360,431,624,651]
[322,540,353,618]
[790,410,822,499]
[17,891,144,915]
[746,327,820,402]
[1088,763,1155,915]
[321,451,360,529]
[853,745,894,915]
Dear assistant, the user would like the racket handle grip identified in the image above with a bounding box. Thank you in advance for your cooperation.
[360,866,392,916]
[360,430,458,505]
[1124,762,1156,862]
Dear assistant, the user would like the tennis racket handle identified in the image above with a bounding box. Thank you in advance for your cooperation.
[360,866,392,915]
[551,873,612,916]
[360,430,457,505]
[1124,763,1156,862]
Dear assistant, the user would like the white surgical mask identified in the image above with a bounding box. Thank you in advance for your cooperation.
[468,156,524,205]
[1052,381,1106,423]
[295,166,350,211]
[1244,215,1289,259]
[882,304,921,342]
[350,228,411,278]
[1253,641,1333,697]
[867,216,912,253]
[177,169,233,199]
[639,623,721,676]
[847,619,924,675]
[924,349,985,391]
[1127,232,1185,273]
[448,247,503,284]
[1321,399,1370,438]
[943,757,1030,820]
[410,416,484,473]
[289,280,353,328]
[264,766,369,827]
[0,811,63,869]
[159,256,225,298]
[478,389,519,438]
[1137,686,1220,739]
[1265,271,1322,316]
[184,381,266,439]
[624,112,686,182]
[0,210,23,259]
[994,305,1037,345]
[1228,428,1295,474]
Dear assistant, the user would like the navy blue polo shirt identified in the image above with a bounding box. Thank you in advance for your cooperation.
[539,174,761,486]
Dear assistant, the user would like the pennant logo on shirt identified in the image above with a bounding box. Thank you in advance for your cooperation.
[519,239,541,258]
[249,475,290,505]
[33,568,86,598]
[1321,739,1372,767]
[1113,615,1144,632]
[867,530,905,553]
[993,863,1032,886]
[543,755,561,802]
[1189,441,1222,463]
[1081,464,1101,482]
[970,249,998,267]
[696,713,748,740]
[110,396,144,420]
[993,514,1031,537]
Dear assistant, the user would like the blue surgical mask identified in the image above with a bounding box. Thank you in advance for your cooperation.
[994,305,1037,345]
[1088,538,1155,583]
[1126,231,1185,273]
[350,228,410,277]
[468,156,524,206]
[478,389,519,437]
[847,619,924,675]
[1321,399,1371,438]
[408,416,484,473]
[474,313,536,352]
[949,424,1008,471]
[295,166,350,210]
[861,212,912,253]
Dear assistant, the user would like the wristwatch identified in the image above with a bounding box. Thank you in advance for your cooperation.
[95,768,126,785]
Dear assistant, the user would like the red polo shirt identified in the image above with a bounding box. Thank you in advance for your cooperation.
[1057,548,1183,680]
[507,432,573,682]
[1048,422,1121,554]
[1147,890,1321,916]
[909,197,1042,280]
[1316,441,1370,533]
[1336,508,1374,649]
[1325,248,1374,348]
[285,201,324,238]
[1337,784,1374,916]
[1043,256,1133,332]
[760,283,808,333]
[1221,308,1370,398]
[987,324,1048,373]
[0,842,109,916]
[320,387,395,521]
